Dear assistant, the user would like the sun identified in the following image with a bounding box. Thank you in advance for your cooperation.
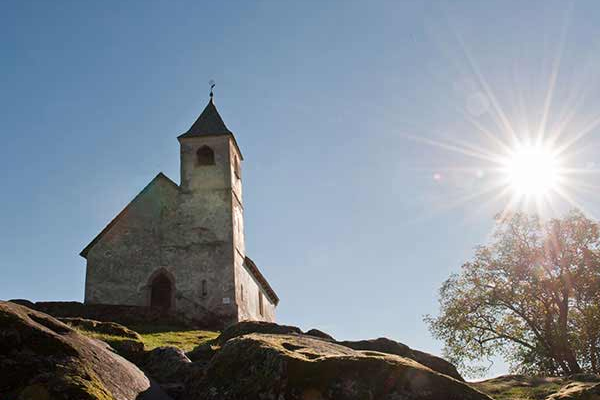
[500,143,563,198]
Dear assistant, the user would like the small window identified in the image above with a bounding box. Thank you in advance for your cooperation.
[201,279,208,296]
[197,146,215,165]
[240,284,244,301]
[258,291,264,316]
[233,156,241,179]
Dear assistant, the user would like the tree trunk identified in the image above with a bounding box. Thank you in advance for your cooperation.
[555,294,581,374]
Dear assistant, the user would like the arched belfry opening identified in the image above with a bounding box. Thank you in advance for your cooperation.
[197,145,215,165]
[148,269,174,311]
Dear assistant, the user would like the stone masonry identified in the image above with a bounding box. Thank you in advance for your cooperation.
[80,96,278,325]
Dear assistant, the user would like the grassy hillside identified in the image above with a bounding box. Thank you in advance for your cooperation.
[63,318,219,354]
[128,324,218,351]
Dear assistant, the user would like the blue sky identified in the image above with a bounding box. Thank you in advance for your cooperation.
[3,0,600,378]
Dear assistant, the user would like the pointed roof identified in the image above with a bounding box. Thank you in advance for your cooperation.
[177,97,243,159]
[178,98,232,138]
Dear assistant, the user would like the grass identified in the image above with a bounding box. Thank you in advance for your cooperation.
[76,329,136,346]
[129,324,219,352]
[74,322,219,353]
[472,375,566,400]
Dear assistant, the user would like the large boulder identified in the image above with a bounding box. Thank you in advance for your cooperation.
[141,346,201,399]
[409,348,464,382]
[142,346,192,384]
[0,301,170,400]
[217,320,302,344]
[338,337,413,357]
[305,328,335,341]
[546,382,600,400]
[186,342,217,363]
[338,338,463,381]
[59,317,142,339]
[59,317,145,361]
[185,333,492,400]
[219,321,463,382]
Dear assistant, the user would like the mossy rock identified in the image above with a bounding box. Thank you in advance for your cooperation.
[59,317,142,340]
[186,333,492,400]
[547,382,600,400]
[217,320,302,344]
[305,328,335,341]
[0,301,170,400]
[472,375,568,400]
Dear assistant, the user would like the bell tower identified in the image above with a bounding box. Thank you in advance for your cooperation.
[175,90,245,322]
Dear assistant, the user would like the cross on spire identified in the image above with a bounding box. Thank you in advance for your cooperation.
[209,79,215,100]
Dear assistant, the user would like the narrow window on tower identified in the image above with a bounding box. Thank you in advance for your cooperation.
[233,156,241,179]
[258,291,264,316]
[240,284,244,301]
[201,279,208,296]
[197,146,215,165]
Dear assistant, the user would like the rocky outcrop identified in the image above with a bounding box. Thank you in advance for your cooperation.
[141,346,203,399]
[305,328,335,340]
[546,382,600,400]
[59,316,145,361]
[2,303,471,400]
[186,342,217,362]
[142,346,192,383]
[0,301,170,400]
[216,320,303,344]
[338,337,463,381]
[338,337,413,357]
[408,348,464,381]
[217,321,464,382]
[185,333,491,400]
[59,317,142,339]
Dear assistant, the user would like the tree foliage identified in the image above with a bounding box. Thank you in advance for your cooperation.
[426,210,600,377]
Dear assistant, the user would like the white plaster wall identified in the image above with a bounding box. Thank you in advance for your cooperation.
[235,255,276,322]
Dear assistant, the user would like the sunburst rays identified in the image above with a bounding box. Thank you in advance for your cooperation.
[405,2,600,223]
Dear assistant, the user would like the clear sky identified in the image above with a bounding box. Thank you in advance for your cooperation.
[3,0,600,378]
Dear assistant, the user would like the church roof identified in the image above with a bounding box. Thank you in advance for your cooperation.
[80,172,179,258]
[244,256,280,306]
[177,98,244,159]
[178,98,232,138]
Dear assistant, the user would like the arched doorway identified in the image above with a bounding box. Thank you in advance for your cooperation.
[150,273,173,310]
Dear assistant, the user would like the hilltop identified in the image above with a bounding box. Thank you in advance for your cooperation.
[1,300,599,400]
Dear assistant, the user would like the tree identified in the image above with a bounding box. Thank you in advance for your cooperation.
[426,210,600,377]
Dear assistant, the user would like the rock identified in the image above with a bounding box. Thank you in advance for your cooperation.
[338,337,463,381]
[141,346,206,399]
[410,348,464,382]
[338,337,413,357]
[142,346,192,384]
[472,375,569,399]
[59,317,142,339]
[185,333,492,400]
[305,328,335,340]
[0,301,170,400]
[186,342,217,362]
[219,321,463,382]
[8,299,35,309]
[546,382,600,400]
[217,320,302,344]
[59,317,145,361]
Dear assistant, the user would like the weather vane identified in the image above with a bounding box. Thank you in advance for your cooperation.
[209,79,215,99]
